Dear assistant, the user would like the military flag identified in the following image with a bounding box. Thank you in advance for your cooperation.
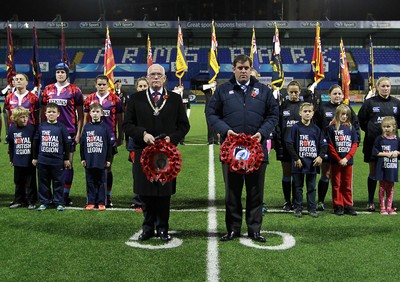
[208,20,220,83]
[5,24,16,86]
[368,35,375,91]
[250,27,260,76]
[175,19,188,79]
[311,22,325,83]
[270,24,284,89]
[61,27,71,67]
[147,35,153,67]
[339,38,351,104]
[104,26,116,90]
[30,25,42,88]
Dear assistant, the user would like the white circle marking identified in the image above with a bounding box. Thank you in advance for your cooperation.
[125,230,183,249]
[239,231,296,250]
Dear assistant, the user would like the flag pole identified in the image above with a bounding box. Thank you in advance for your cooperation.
[175,17,188,84]
[310,22,325,92]
[178,16,181,86]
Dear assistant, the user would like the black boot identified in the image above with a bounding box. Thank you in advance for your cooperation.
[367,177,377,211]
[317,179,329,203]
[282,180,292,211]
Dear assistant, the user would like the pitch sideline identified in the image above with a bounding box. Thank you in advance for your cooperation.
[207,145,219,282]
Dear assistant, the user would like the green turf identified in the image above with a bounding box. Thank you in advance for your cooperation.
[1,104,399,281]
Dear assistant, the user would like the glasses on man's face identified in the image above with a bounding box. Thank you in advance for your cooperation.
[148,73,164,79]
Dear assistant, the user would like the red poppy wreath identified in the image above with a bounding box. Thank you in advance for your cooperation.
[220,133,264,174]
[141,139,182,184]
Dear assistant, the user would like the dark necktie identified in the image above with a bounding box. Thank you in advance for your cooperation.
[240,84,247,93]
[152,92,160,105]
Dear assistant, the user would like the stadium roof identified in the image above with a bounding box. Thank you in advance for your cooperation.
[2,0,400,47]
[1,0,399,23]
[2,20,400,45]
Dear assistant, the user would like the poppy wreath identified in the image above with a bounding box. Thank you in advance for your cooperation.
[220,133,264,174]
[140,139,182,184]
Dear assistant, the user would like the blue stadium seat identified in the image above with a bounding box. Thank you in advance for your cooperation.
[3,46,398,91]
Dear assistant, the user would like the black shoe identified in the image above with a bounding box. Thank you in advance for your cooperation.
[294,210,303,217]
[158,231,172,241]
[138,232,155,241]
[220,231,240,241]
[9,203,23,209]
[248,232,267,243]
[344,205,357,216]
[334,206,344,215]
[106,200,113,208]
[283,202,292,211]
[309,211,319,218]
[64,197,73,206]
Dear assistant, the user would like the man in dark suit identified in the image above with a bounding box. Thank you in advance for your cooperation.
[203,81,219,145]
[114,79,128,109]
[123,64,190,242]
[206,54,279,243]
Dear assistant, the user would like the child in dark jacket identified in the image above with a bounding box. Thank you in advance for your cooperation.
[286,102,327,218]
[372,116,400,215]
[7,107,37,209]
[326,104,359,216]
[80,103,113,211]
[33,103,71,211]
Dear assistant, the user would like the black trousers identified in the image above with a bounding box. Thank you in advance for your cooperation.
[38,164,65,206]
[13,165,37,204]
[205,92,219,144]
[85,168,106,205]
[131,163,142,207]
[140,195,171,235]
[222,163,267,234]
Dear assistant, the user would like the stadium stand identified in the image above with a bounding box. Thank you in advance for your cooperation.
[2,46,400,94]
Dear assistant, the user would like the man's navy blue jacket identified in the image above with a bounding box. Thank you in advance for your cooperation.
[206,76,279,162]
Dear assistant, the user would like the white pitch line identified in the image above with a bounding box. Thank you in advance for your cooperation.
[64,207,373,215]
[207,145,219,282]
[64,206,226,212]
